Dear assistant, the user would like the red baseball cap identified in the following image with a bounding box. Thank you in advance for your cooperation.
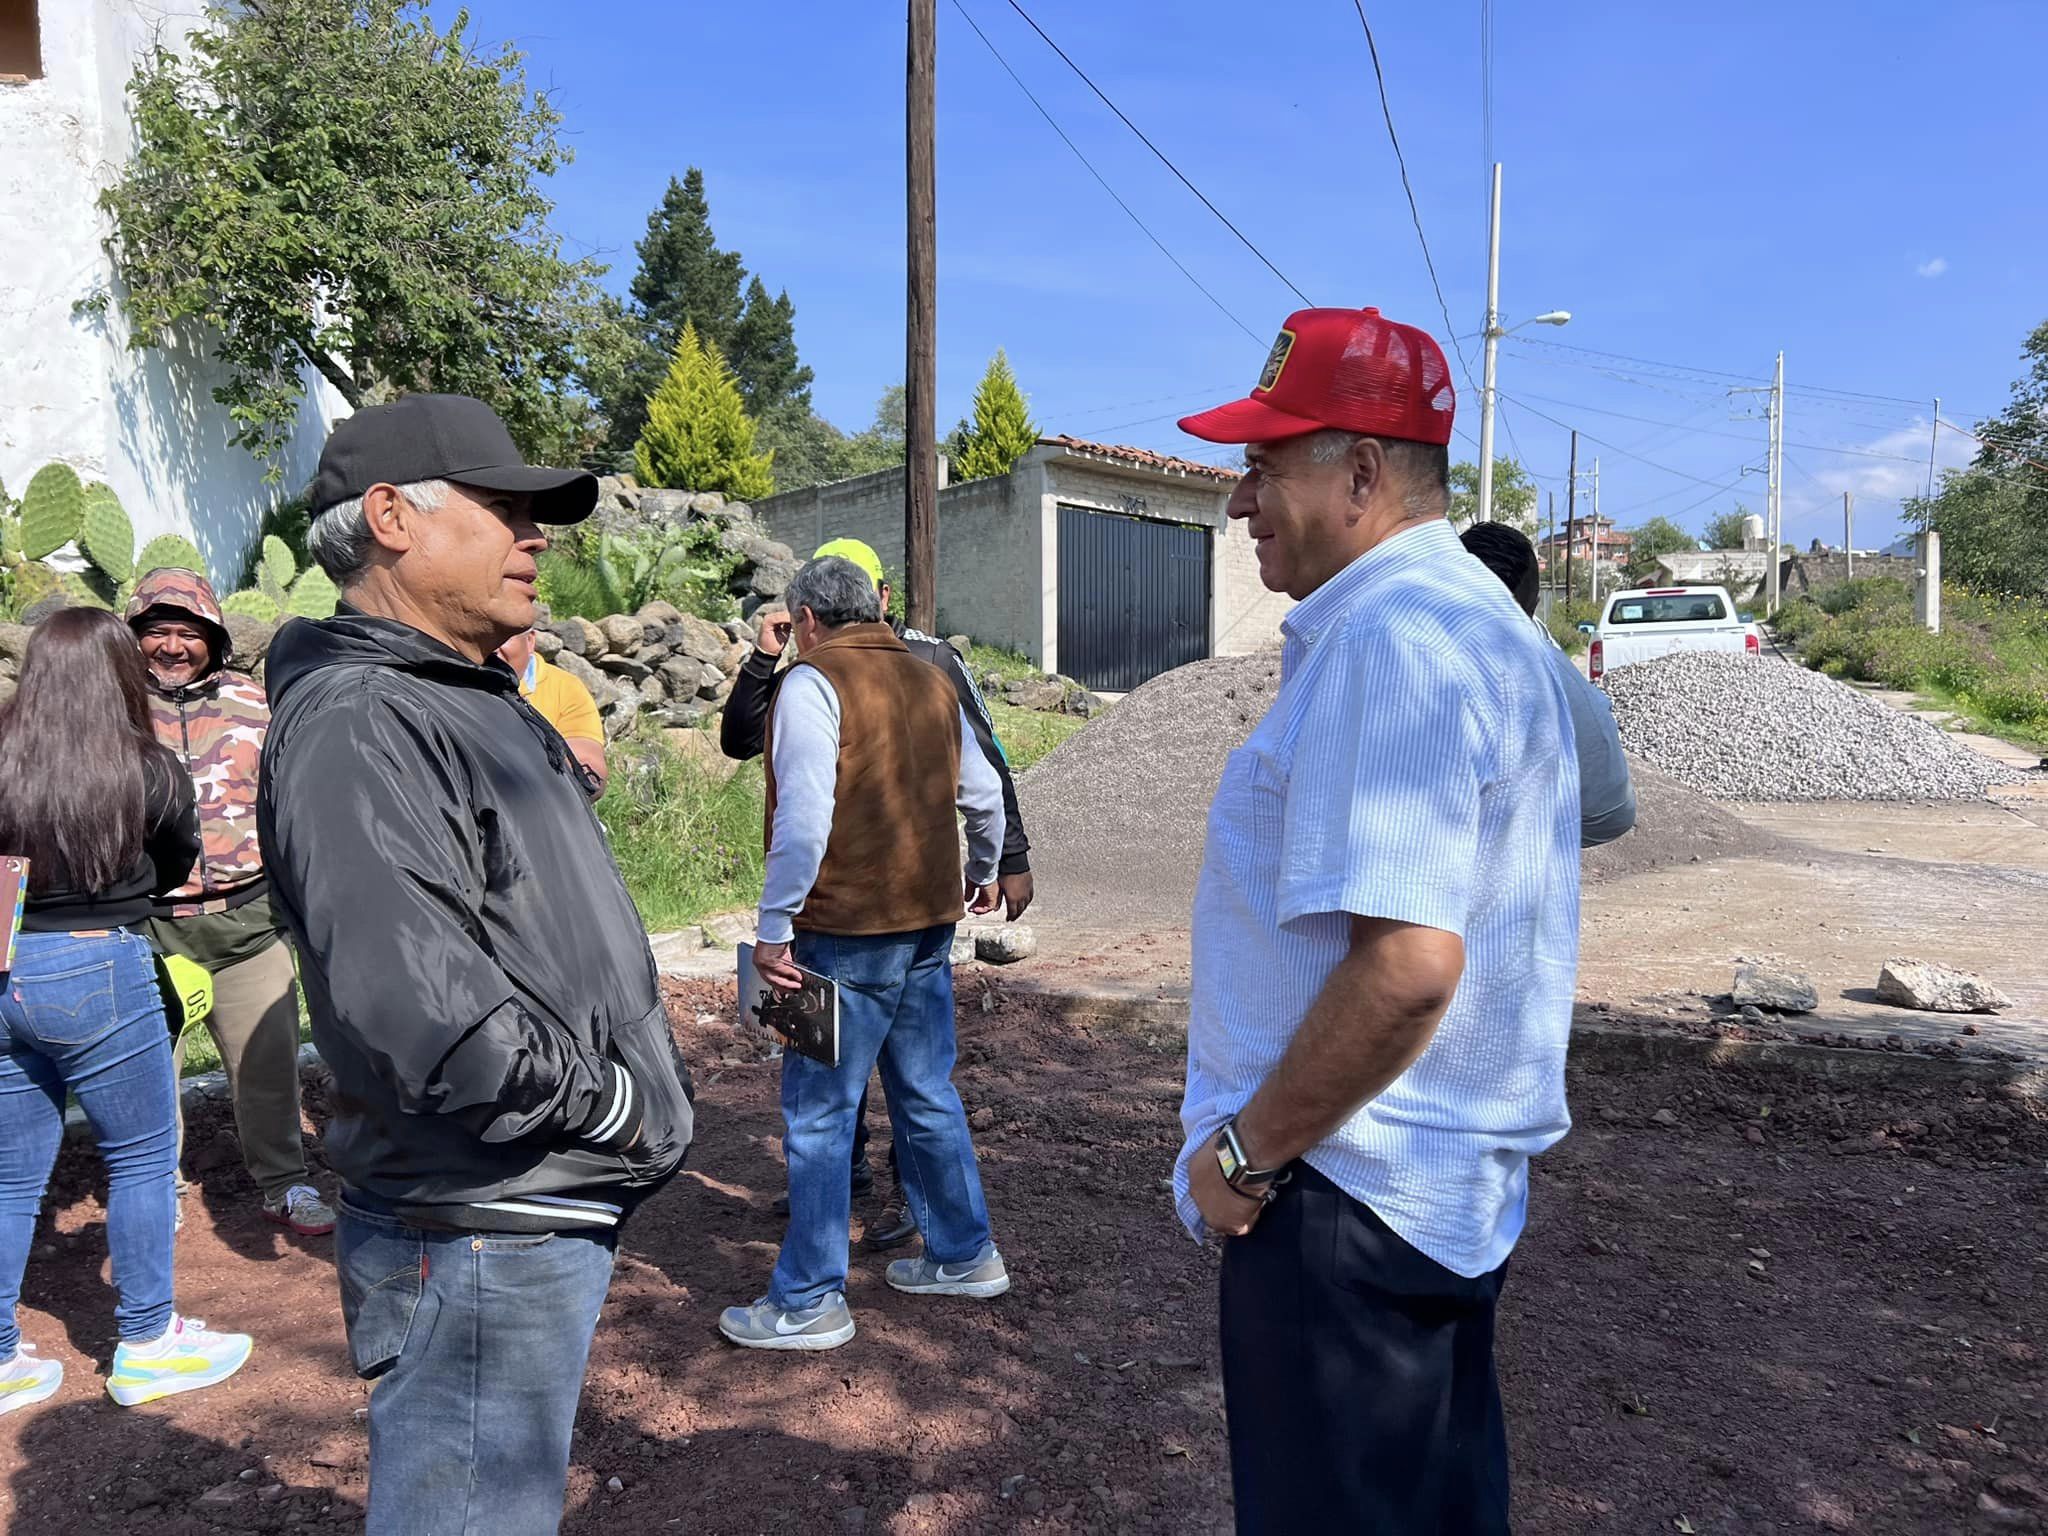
[1178,307,1456,447]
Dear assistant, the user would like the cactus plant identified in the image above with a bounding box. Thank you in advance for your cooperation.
[262,535,296,591]
[285,567,339,619]
[10,562,61,613]
[0,510,20,566]
[220,588,281,622]
[20,464,85,561]
[57,571,110,611]
[136,535,208,579]
[80,483,135,586]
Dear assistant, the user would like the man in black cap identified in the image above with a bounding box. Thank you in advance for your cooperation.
[256,395,695,1536]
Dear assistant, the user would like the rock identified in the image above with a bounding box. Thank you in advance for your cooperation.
[553,617,607,659]
[721,618,753,645]
[946,634,973,657]
[635,489,692,523]
[663,728,738,782]
[691,492,728,516]
[636,600,684,626]
[606,1476,624,1494]
[638,676,666,707]
[675,615,730,665]
[1651,1107,1678,1126]
[599,614,645,653]
[976,926,1037,964]
[1065,690,1107,719]
[970,1106,996,1131]
[596,654,652,684]
[637,621,669,648]
[657,659,702,697]
[693,660,728,697]
[1006,680,1067,712]
[949,930,976,967]
[656,702,710,730]
[21,593,72,627]
[1731,964,1819,1014]
[837,1508,867,1534]
[631,642,672,667]
[533,628,564,660]
[222,613,278,668]
[194,1483,243,1507]
[1744,1125,1766,1145]
[1876,958,2012,1014]
[0,674,14,708]
[749,558,800,600]
[596,475,638,512]
[554,651,627,713]
[0,623,32,663]
[718,640,753,676]
[1738,1005,1767,1025]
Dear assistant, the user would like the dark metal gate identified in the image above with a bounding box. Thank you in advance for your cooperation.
[1055,505,1211,693]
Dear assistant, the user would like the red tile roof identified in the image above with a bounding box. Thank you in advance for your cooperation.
[1039,435,1241,482]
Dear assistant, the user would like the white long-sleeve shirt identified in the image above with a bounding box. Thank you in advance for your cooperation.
[756,665,1005,944]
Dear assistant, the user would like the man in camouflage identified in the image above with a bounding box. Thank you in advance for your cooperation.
[126,568,336,1236]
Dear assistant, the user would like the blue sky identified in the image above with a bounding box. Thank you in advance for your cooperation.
[477,0,2046,548]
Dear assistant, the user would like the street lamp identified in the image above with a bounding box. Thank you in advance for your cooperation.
[1475,161,1571,525]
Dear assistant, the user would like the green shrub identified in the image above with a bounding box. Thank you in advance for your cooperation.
[1543,598,1599,655]
[597,728,766,930]
[1815,575,1910,618]
[537,523,742,624]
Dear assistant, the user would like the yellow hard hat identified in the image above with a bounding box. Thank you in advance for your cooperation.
[812,538,886,592]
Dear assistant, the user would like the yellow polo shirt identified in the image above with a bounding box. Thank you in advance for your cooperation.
[520,654,603,744]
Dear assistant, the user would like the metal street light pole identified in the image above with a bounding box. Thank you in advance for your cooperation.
[1475,162,1570,525]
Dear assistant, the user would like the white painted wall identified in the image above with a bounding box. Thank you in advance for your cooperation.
[0,0,342,587]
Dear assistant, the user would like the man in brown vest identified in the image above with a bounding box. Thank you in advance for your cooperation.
[719,556,1011,1351]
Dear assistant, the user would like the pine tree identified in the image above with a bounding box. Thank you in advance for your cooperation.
[953,350,1039,482]
[633,324,775,500]
[727,276,814,414]
[631,169,745,352]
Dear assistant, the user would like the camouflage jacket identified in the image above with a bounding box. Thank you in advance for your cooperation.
[126,568,271,918]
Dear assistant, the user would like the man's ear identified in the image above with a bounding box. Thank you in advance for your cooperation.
[362,484,418,556]
[1347,436,1387,512]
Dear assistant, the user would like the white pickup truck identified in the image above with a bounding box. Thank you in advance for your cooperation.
[1587,585,1761,684]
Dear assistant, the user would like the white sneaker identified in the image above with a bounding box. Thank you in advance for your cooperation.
[0,1344,63,1416]
[107,1316,252,1406]
[265,1184,337,1237]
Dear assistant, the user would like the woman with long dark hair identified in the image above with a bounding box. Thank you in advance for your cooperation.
[0,608,253,1414]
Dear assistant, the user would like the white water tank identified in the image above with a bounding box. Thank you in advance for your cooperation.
[1739,513,1766,550]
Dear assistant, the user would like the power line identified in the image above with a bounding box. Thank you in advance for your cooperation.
[1503,385,1944,464]
[1000,0,1312,306]
[1350,1,1474,390]
[1497,391,1747,488]
[948,1,1263,345]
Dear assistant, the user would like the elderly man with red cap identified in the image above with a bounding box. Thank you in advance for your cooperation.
[1171,309,1582,1534]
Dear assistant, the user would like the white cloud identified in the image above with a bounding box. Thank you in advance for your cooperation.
[1916,256,1948,278]
[1780,417,1976,546]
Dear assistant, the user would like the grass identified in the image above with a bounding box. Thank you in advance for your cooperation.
[1772,578,2048,748]
[963,642,1045,688]
[990,700,1087,773]
[599,733,769,931]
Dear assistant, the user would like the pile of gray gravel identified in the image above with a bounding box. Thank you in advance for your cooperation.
[1603,651,2024,803]
[1020,652,1280,929]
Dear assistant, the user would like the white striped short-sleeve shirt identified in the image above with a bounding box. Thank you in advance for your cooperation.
[1175,517,1581,1278]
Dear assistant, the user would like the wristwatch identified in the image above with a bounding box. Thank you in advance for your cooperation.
[1213,1119,1286,1197]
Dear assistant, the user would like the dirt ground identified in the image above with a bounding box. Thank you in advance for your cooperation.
[3,977,2043,1535]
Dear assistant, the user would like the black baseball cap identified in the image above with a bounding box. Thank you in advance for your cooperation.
[309,394,599,524]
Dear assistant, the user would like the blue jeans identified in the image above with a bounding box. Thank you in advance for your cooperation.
[336,1197,617,1536]
[0,930,179,1360]
[772,925,992,1310]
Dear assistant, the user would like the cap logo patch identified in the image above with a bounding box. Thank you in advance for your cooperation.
[1255,328,1297,394]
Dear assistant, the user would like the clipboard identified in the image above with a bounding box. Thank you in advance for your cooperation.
[738,942,840,1068]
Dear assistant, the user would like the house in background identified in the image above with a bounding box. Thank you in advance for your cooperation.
[0,0,342,581]
[752,435,1285,693]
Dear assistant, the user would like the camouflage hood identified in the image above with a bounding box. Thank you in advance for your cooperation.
[126,567,232,680]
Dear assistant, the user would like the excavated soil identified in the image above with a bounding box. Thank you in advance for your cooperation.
[2,979,2042,1534]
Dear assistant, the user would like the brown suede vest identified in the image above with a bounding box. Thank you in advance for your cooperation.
[763,623,964,936]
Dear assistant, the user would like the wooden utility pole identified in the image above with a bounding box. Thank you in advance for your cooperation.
[904,0,939,633]
[1545,490,1555,608]
[1563,429,1578,606]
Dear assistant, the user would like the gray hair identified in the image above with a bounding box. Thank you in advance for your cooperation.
[1304,430,1448,519]
[307,477,452,585]
[785,556,883,630]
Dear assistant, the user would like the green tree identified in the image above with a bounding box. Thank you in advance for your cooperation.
[952,350,1039,482]
[634,324,774,500]
[727,277,814,415]
[1447,457,1538,536]
[1904,317,2048,597]
[1701,507,1756,550]
[1622,515,1699,583]
[93,0,626,470]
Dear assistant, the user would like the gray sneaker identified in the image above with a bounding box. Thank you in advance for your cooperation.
[717,1293,856,1352]
[885,1244,1010,1299]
